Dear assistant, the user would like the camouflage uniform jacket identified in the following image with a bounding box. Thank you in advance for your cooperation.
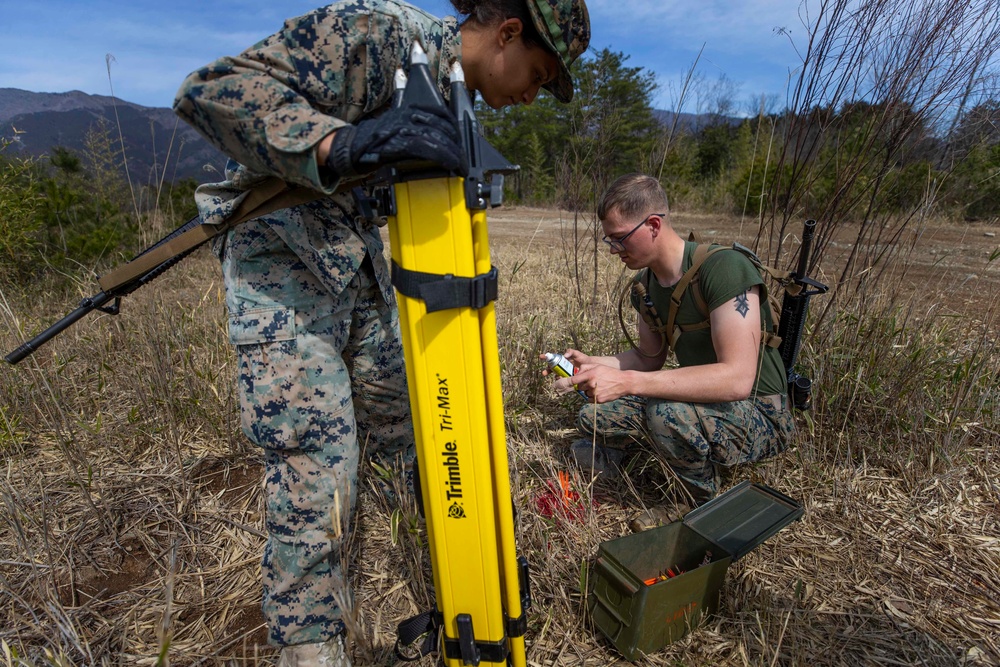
[173,0,461,309]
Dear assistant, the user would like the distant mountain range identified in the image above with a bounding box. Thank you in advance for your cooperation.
[0,88,732,186]
[0,88,227,184]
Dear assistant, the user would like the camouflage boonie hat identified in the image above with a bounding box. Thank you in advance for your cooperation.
[526,0,591,103]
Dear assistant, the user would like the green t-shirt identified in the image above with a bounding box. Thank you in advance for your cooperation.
[634,241,787,396]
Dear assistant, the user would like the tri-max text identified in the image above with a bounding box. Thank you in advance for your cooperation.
[436,374,453,432]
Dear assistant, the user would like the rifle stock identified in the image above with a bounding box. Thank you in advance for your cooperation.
[775,219,829,409]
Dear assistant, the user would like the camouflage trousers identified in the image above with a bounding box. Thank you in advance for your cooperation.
[576,393,794,504]
[226,220,412,647]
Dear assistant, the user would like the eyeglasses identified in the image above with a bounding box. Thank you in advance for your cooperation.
[601,212,665,253]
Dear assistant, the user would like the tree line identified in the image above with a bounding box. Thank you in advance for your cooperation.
[480,0,999,312]
[479,50,999,224]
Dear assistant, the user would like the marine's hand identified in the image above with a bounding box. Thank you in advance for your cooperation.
[571,364,631,404]
[326,104,462,177]
[538,352,552,378]
[562,349,595,367]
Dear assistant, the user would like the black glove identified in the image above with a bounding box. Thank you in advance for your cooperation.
[326,103,463,177]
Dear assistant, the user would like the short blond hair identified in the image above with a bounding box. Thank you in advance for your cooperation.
[597,174,670,222]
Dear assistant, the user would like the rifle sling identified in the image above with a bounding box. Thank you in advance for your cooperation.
[97,177,322,292]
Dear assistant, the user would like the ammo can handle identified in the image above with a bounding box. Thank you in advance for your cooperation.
[595,557,638,595]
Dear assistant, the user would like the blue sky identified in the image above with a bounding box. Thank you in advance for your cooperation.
[0,0,807,114]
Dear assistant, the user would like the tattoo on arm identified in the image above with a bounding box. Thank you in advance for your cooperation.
[734,291,750,318]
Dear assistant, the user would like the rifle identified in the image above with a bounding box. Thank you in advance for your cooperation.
[5,216,203,365]
[4,177,320,365]
[776,219,829,410]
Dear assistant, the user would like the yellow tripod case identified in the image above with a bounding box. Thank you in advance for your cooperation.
[384,45,528,666]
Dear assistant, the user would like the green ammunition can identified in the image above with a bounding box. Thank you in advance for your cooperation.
[588,482,803,660]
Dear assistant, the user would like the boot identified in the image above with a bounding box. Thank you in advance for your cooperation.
[629,503,692,533]
[570,439,626,479]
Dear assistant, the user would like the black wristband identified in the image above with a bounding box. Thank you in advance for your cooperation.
[328,124,358,177]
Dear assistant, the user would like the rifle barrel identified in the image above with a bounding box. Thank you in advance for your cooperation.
[4,291,115,365]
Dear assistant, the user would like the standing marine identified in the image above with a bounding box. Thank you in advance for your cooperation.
[173,0,590,664]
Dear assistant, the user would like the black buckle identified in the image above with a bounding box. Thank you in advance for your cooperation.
[391,262,499,313]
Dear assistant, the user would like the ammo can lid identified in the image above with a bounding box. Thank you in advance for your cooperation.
[682,481,803,561]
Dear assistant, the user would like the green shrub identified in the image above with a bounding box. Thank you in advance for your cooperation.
[0,142,43,283]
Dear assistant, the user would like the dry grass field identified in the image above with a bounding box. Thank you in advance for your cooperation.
[1,206,997,666]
